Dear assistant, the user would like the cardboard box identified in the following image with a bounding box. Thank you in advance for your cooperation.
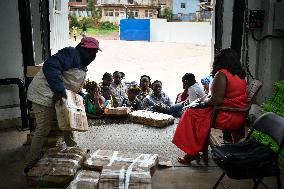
[55,90,88,132]
[27,147,88,188]
[27,157,79,187]
[26,64,43,78]
[83,150,158,176]
[104,107,131,116]
[67,170,100,189]
[99,166,151,189]
[129,110,175,128]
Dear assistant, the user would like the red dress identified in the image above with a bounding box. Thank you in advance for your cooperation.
[172,69,248,155]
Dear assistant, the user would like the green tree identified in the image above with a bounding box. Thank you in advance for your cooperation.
[87,0,94,12]
[69,14,80,29]
[161,7,172,21]
[92,7,102,26]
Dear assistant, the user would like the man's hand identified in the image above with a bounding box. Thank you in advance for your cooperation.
[53,93,67,104]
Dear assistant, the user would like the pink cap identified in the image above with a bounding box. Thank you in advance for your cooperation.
[80,37,102,51]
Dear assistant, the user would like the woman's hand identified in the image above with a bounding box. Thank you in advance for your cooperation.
[205,71,226,106]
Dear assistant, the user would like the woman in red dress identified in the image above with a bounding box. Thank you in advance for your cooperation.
[172,48,248,164]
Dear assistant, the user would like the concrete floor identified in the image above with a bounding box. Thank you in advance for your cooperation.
[0,127,282,189]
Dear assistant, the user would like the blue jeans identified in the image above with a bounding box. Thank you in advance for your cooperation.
[169,103,184,117]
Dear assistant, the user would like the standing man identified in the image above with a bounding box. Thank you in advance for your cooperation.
[24,37,101,173]
[81,23,87,37]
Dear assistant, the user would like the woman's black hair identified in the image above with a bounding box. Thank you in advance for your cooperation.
[182,73,196,82]
[140,75,151,82]
[102,72,112,80]
[140,75,151,87]
[211,48,246,79]
[113,71,125,79]
[152,80,162,86]
[84,80,99,93]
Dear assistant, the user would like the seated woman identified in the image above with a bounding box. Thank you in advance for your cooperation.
[101,86,117,108]
[110,71,127,106]
[137,75,152,101]
[99,72,113,95]
[172,48,248,164]
[170,73,205,117]
[84,80,105,118]
[142,80,173,114]
[120,84,142,111]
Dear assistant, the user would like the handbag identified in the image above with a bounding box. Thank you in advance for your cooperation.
[212,138,275,179]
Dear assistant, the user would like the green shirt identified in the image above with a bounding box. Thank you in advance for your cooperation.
[85,93,105,115]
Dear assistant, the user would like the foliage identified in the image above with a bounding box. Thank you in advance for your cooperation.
[93,7,102,19]
[161,7,172,22]
[69,15,80,29]
[87,0,94,11]
[81,17,96,28]
[99,21,118,30]
[69,16,118,34]
[92,7,102,26]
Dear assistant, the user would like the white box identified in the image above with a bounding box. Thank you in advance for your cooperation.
[55,90,88,132]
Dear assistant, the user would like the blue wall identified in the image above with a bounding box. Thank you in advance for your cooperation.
[172,0,199,15]
[120,19,150,41]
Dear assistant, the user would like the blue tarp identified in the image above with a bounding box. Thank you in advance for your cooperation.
[120,19,150,41]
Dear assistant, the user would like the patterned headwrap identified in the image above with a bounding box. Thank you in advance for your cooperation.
[201,76,211,85]
[128,84,141,94]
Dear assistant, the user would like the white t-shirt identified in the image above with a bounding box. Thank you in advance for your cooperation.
[187,83,205,104]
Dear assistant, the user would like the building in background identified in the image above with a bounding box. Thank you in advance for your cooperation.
[68,0,96,17]
[172,0,200,21]
[97,0,159,24]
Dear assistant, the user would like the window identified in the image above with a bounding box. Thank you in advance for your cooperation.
[104,9,114,17]
[115,9,120,17]
[130,10,139,17]
[181,3,186,8]
[128,0,134,4]
[69,0,82,2]
[145,10,153,18]
[108,9,114,16]
[120,11,125,17]
[54,0,61,11]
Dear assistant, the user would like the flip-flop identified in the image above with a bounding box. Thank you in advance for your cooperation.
[177,156,192,164]
[177,155,200,164]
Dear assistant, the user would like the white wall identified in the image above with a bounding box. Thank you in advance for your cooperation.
[31,0,44,65]
[49,0,69,55]
[246,0,284,102]
[221,0,234,48]
[150,19,212,45]
[0,0,24,120]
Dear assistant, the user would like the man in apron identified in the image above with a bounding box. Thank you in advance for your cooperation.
[24,37,101,173]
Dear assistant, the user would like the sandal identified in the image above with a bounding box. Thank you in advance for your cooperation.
[178,154,200,164]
